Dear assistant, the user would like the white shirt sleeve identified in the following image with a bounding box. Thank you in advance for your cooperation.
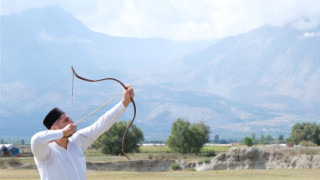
[31,129,64,163]
[73,101,126,152]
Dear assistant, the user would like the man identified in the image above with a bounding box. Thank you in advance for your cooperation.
[31,86,134,180]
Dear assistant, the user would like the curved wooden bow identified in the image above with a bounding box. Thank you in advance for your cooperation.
[71,66,136,160]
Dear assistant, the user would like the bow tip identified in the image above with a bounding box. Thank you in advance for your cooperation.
[123,151,130,160]
[71,66,76,74]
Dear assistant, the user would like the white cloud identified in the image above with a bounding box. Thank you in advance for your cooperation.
[231,107,254,120]
[1,0,320,40]
[1,0,58,15]
[292,19,320,30]
[261,103,289,110]
[303,31,320,37]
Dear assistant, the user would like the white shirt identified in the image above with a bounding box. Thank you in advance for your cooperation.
[31,101,126,180]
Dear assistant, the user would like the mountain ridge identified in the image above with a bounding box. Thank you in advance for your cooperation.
[1,6,319,141]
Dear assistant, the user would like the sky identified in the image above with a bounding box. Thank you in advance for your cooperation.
[1,0,320,41]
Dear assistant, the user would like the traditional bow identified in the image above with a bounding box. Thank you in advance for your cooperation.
[71,66,136,160]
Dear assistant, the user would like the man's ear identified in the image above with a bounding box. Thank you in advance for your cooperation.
[51,125,59,130]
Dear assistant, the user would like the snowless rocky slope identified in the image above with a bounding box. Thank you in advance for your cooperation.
[196,146,320,171]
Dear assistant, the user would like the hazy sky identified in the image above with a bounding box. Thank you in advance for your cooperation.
[1,0,320,40]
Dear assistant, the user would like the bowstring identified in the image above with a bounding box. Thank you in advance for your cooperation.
[74,91,122,125]
[71,70,123,150]
[71,70,74,120]
[72,69,123,124]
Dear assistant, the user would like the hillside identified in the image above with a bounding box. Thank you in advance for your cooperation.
[1,6,320,141]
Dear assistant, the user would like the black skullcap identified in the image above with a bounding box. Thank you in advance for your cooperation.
[43,107,65,129]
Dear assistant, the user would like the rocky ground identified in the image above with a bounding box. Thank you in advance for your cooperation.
[195,146,320,171]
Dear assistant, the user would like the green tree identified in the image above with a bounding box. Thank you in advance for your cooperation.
[290,122,320,145]
[265,134,273,144]
[167,119,191,154]
[260,132,264,144]
[189,122,210,154]
[299,141,317,147]
[93,121,144,155]
[251,133,256,144]
[214,134,219,144]
[278,134,284,143]
[167,118,210,154]
[243,137,253,146]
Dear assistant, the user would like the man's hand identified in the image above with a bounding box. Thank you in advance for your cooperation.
[62,123,77,138]
[122,85,134,107]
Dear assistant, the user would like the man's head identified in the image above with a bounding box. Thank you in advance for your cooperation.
[43,108,73,130]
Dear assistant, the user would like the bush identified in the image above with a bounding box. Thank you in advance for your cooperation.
[204,158,210,164]
[199,150,216,157]
[206,150,216,157]
[170,162,180,170]
[148,154,154,160]
[198,158,210,164]
[243,137,253,147]
[7,158,21,167]
[167,118,210,154]
[299,141,318,147]
[290,122,320,145]
[93,121,144,155]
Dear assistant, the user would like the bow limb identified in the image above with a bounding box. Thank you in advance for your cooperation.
[71,66,136,160]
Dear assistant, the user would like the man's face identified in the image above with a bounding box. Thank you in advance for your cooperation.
[52,114,74,129]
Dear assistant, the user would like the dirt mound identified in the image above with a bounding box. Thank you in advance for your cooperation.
[196,146,320,171]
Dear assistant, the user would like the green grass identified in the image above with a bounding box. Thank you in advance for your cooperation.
[201,145,231,153]
[170,162,180,170]
[139,145,231,154]
[140,146,170,153]
[1,169,320,180]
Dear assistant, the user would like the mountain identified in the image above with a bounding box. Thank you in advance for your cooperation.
[1,6,319,141]
[0,6,209,140]
[137,24,320,138]
[136,24,320,139]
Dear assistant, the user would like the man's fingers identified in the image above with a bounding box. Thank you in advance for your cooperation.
[126,85,134,98]
[63,123,77,138]
[70,123,77,133]
[124,85,134,99]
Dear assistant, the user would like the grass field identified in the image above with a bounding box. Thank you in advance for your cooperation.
[1,169,320,180]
